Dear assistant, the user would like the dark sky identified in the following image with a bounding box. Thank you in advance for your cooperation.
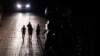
[1,0,95,15]
[1,0,82,10]
[1,0,48,12]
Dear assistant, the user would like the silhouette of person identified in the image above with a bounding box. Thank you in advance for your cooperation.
[27,22,32,29]
[36,24,40,36]
[27,22,33,37]
[21,25,26,41]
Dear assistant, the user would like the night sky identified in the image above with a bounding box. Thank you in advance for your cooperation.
[1,0,48,13]
[1,0,96,15]
[1,0,82,11]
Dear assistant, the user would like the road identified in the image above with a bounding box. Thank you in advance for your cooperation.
[0,12,47,56]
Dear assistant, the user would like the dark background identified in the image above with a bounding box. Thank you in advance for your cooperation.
[1,0,47,13]
[0,0,96,56]
[1,0,96,14]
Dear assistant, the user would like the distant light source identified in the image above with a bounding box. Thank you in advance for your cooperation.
[53,33,55,36]
[26,4,30,8]
[16,3,22,9]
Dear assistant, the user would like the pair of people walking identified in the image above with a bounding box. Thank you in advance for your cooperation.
[21,22,33,39]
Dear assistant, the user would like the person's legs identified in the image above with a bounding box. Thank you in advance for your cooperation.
[22,34,25,41]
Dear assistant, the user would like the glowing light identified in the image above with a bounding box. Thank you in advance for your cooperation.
[16,3,22,9]
[26,4,30,8]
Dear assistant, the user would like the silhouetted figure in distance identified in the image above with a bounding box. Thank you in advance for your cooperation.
[36,24,40,36]
[27,22,33,37]
[21,25,26,41]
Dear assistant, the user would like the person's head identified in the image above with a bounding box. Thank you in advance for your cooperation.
[38,24,39,26]
[29,22,31,24]
[23,25,25,27]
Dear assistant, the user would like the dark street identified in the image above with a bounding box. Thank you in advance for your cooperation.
[0,0,96,56]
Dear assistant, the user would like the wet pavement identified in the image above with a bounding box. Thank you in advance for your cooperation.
[0,12,47,56]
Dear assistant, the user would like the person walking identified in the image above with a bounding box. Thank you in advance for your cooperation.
[21,25,26,41]
[27,22,33,37]
[36,24,40,36]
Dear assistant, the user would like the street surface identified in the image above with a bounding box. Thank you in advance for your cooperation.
[0,12,47,56]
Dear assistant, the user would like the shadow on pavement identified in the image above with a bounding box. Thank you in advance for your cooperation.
[19,41,25,56]
[28,36,33,56]
[19,36,33,56]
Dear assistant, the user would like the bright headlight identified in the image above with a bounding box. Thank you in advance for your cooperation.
[16,3,22,9]
[26,4,30,8]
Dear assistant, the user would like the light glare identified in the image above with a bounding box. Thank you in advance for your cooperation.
[17,3,22,9]
[26,4,30,8]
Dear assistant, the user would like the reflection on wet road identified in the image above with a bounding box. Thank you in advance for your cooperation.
[0,13,47,56]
